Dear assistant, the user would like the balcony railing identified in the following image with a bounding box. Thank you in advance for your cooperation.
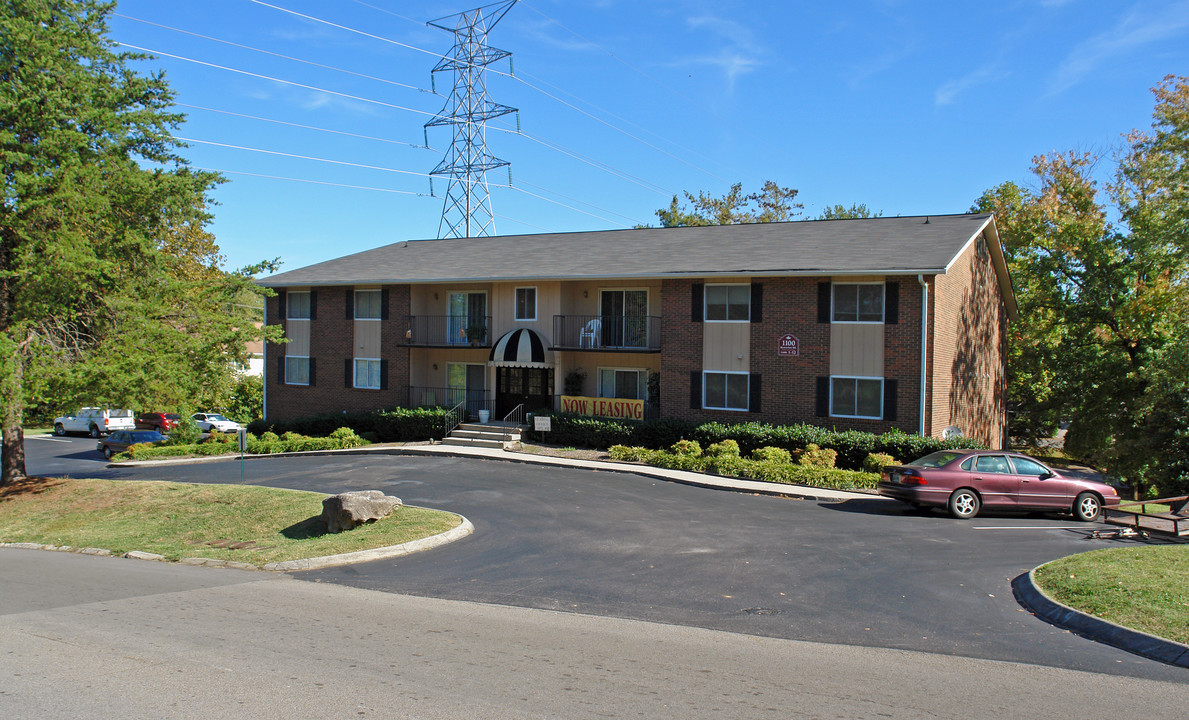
[404,315,491,347]
[410,386,491,420]
[552,315,660,351]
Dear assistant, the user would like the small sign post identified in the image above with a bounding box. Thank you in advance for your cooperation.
[237,427,247,481]
[534,415,552,432]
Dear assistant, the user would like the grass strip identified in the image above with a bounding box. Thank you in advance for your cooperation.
[1033,546,1189,645]
[0,476,460,567]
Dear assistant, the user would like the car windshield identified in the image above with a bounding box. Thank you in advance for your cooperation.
[907,451,966,469]
[208,414,229,422]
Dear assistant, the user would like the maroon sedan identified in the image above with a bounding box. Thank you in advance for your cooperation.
[135,412,180,432]
[878,450,1121,520]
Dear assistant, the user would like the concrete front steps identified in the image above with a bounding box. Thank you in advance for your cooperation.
[442,422,523,449]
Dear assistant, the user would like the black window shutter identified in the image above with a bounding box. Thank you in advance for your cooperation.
[308,357,317,386]
[309,290,318,320]
[381,289,390,320]
[817,282,832,323]
[345,288,354,319]
[277,290,286,320]
[691,283,704,323]
[750,283,763,323]
[380,359,389,390]
[885,282,899,324]
[815,376,830,416]
[277,355,285,383]
[883,379,898,421]
[749,373,762,413]
[689,371,702,409]
[345,358,353,388]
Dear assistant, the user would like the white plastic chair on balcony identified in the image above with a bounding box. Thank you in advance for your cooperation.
[579,318,601,348]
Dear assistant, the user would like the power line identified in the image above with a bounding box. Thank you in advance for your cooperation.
[197,167,434,197]
[114,13,437,95]
[176,103,435,151]
[116,42,438,118]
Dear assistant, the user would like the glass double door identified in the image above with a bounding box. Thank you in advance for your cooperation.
[448,292,487,345]
[600,290,647,348]
[447,363,486,417]
[496,367,553,418]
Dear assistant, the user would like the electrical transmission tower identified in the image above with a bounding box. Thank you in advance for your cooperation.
[424,0,519,239]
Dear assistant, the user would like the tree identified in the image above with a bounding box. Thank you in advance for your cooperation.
[816,203,881,220]
[1,1,279,485]
[974,75,1189,498]
[653,181,802,227]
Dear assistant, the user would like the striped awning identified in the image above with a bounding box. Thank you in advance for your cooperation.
[488,328,551,368]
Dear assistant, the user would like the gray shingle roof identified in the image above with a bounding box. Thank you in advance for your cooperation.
[258,213,995,287]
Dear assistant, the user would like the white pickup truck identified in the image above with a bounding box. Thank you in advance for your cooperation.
[53,408,136,438]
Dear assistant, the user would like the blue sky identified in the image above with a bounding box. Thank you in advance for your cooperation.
[108,0,1189,273]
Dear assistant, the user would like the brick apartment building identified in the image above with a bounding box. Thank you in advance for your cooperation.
[258,213,1017,447]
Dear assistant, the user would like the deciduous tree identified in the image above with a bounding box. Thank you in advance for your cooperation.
[653,181,802,227]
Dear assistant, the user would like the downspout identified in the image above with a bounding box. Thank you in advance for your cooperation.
[917,274,928,437]
[262,304,268,422]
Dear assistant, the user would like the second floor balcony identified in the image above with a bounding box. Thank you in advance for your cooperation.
[553,314,660,352]
[404,315,491,347]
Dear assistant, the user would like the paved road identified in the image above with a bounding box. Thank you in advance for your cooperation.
[19,435,1186,682]
[2,548,1185,720]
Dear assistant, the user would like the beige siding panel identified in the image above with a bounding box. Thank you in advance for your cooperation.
[286,319,310,356]
[830,324,884,376]
[354,320,381,358]
[703,323,750,372]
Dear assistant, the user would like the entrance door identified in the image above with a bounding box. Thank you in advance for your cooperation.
[600,290,647,348]
[447,363,486,417]
[448,292,487,345]
[496,367,554,418]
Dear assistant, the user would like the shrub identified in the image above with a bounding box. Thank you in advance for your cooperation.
[703,439,740,458]
[260,431,280,442]
[671,439,702,456]
[751,446,792,464]
[608,445,653,462]
[247,406,452,442]
[168,415,202,446]
[796,444,837,468]
[862,452,897,474]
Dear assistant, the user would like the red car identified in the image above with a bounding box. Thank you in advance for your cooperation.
[878,450,1121,521]
[135,412,181,432]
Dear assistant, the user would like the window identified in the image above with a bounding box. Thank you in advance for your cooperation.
[287,291,311,320]
[355,290,382,319]
[285,356,310,385]
[598,368,647,400]
[354,358,381,389]
[974,455,1012,474]
[515,287,537,321]
[705,284,750,321]
[830,376,882,418]
[832,284,884,322]
[1010,456,1050,476]
[704,372,749,411]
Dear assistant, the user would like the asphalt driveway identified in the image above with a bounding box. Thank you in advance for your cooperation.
[22,435,1182,682]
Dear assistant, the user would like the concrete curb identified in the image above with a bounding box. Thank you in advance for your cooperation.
[1012,566,1189,668]
[263,516,474,572]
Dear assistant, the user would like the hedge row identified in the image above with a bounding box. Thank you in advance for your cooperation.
[119,428,369,461]
[247,407,451,443]
[608,445,880,491]
[527,414,980,471]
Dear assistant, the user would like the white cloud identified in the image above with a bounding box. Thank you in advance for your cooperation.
[1050,1,1189,94]
[935,63,1007,106]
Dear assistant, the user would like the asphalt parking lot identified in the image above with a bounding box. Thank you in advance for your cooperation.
[20,434,1187,682]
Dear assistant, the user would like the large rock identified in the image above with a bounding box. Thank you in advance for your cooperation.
[321,491,403,533]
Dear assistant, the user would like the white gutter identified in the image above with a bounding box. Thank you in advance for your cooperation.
[918,274,928,436]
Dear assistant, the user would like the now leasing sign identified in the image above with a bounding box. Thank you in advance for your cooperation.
[560,395,645,420]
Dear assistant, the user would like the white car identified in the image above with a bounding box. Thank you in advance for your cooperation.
[54,408,136,438]
[191,413,240,433]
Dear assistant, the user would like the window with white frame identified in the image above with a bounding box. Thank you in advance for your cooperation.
[355,290,382,319]
[832,283,884,323]
[354,358,381,389]
[704,371,749,411]
[287,291,311,320]
[515,287,537,321]
[285,356,310,385]
[705,284,750,321]
[830,376,883,418]
[598,368,647,400]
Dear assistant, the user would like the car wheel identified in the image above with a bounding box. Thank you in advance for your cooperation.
[948,489,980,519]
[103,446,113,460]
[1073,492,1102,522]
[89,425,100,438]
[54,423,66,437]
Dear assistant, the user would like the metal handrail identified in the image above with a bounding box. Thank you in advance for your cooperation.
[444,400,465,439]
[500,403,525,442]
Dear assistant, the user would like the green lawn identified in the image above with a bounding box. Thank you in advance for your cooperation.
[0,476,460,567]
[1033,546,1189,645]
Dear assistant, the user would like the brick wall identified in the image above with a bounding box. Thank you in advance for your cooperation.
[658,279,704,422]
[264,285,411,422]
[928,234,1007,448]
[747,277,831,426]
